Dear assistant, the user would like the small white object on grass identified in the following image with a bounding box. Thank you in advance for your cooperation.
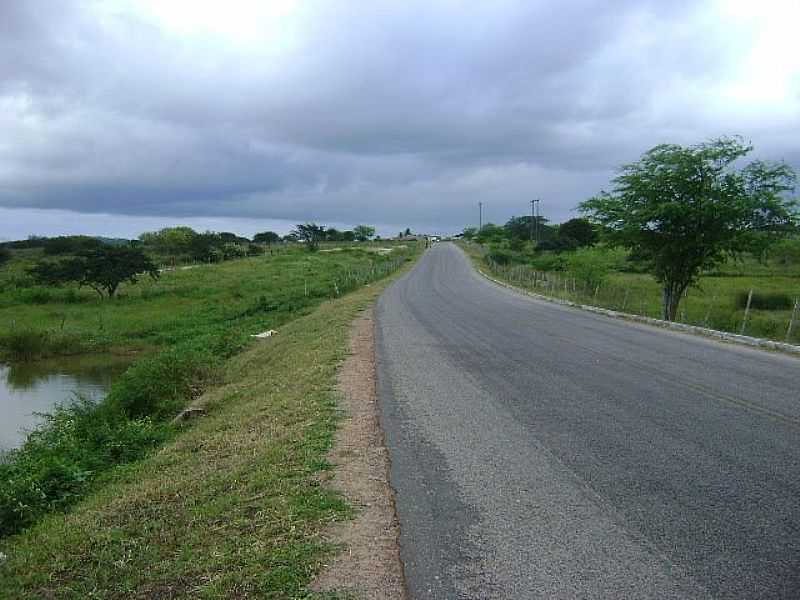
[252,329,278,339]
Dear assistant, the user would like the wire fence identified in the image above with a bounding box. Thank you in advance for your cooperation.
[485,258,800,345]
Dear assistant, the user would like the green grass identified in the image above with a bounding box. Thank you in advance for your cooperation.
[0,244,413,360]
[0,243,419,545]
[462,242,800,344]
[0,266,407,598]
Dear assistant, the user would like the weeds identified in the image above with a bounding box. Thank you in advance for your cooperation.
[462,242,800,344]
[0,330,47,361]
[0,243,419,541]
[0,248,414,599]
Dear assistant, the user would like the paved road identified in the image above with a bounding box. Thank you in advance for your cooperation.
[375,243,800,600]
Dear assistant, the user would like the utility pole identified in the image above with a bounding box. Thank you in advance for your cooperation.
[529,200,535,242]
[531,198,541,244]
[479,201,483,231]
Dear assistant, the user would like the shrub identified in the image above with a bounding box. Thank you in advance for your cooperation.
[769,239,800,267]
[488,247,514,265]
[566,247,619,290]
[0,330,48,361]
[108,341,218,419]
[42,236,104,256]
[0,397,168,537]
[18,287,53,304]
[536,236,579,253]
[222,242,248,260]
[735,291,793,310]
[529,252,567,271]
[508,237,527,252]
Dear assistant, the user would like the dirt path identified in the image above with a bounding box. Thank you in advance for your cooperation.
[311,309,407,599]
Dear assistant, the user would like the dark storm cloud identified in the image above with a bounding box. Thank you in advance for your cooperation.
[0,0,797,234]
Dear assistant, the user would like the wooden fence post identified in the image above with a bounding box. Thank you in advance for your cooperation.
[786,298,799,343]
[740,289,753,335]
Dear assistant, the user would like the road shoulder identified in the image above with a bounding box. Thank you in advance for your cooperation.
[311,308,407,599]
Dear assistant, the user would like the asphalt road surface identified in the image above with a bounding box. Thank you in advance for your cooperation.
[375,243,800,600]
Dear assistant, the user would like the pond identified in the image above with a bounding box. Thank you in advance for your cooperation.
[0,355,134,451]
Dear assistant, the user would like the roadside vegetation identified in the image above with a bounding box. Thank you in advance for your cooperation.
[462,137,799,343]
[0,227,397,362]
[0,272,406,598]
[0,231,419,546]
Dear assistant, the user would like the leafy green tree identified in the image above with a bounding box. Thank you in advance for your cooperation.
[30,246,159,298]
[292,223,326,251]
[138,227,196,252]
[353,224,376,242]
[504,216,556,243]
[0,247,11,267]
[218,232,250,244]
[341,230,356,242]
[189,232,224,262]
[252,231,281,255]
[138,227,197,265]
[221,243,248,260]
[535,237,579,253]
[475,223,506,244]
[558,218,597,247]
[325,228,343,241]
[404,227,412,236]
[253,231,281,245]
[769,238,800,266]
[42,236,104,256]
[566,247,619,291]
[580,137,797,320]
[461,227,477,241]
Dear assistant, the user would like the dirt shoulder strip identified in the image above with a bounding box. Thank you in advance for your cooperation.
[311,309,407,599]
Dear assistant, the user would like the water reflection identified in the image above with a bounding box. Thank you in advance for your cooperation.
[0,355,133,450]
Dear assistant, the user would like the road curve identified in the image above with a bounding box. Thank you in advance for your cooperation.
[375,242,800,600]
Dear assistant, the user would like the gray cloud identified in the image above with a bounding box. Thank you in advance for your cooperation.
[1,0,798,236]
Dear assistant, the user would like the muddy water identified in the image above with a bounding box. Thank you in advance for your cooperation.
[0,355,133,450]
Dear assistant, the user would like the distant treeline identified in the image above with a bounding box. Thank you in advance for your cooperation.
[0,224,384,264]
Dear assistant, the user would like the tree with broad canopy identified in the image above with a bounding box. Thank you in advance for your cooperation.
[580,137,797,321]
[353,224,376,242]
[292,223,326,251]
[30,246,159,298]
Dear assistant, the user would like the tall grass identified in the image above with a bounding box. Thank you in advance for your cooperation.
[0,330,48,361]
[0,270,404,598]
[463,242,800,344]
[0,243,420,539]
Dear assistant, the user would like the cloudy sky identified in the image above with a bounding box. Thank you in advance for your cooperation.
[1,0,798,240]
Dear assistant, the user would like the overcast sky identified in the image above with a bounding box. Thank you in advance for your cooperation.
[1,0,798,240]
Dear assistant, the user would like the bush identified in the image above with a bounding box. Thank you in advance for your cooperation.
[735,291,793,310]
[42,236,104,256]
[536,236,579,253]
[488,247,514,265]
[222,242,248,260]
[18,287,53,304]
[0,397,168,537]
[566,247,620,290]
[108,341,218,419]
[0,330,48,361]
[769,239,800,267]
[529,252,567,271]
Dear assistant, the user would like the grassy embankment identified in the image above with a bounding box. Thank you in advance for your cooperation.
[0,243,418,597]
[461,242,800,343]
[0,243,407,361]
